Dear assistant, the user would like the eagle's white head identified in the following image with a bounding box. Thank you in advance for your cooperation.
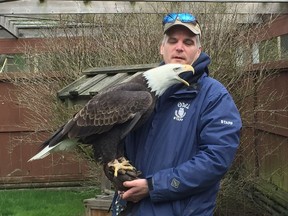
[143,64,194,96]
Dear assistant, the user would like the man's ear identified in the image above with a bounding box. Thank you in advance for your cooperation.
[160,45,164,55]
[194,47,202,59]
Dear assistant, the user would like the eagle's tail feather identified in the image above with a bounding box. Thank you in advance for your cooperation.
[28,139,78,162]
[28,145,53,161]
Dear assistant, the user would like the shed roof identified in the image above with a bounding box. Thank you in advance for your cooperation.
[57,63,158,102]
[0,15,91,39]
[1,1,288,39]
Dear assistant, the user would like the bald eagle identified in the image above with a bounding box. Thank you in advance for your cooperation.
[28,63,194,190]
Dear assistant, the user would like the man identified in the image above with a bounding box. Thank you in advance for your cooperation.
[113,13,242,216]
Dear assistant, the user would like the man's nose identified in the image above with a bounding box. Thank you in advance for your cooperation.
[175,42,184,52]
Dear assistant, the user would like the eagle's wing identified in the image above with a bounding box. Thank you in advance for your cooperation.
[29,82,152,162]
[52,82,153,146]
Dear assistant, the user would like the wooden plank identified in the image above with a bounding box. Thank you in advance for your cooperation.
[0,0,18,2]
[246,60,288,72]
[0,180,85,189]
[84,196,112,216]
[57,75,90,99]
[72,0,288,1]
[0,174,89,183]
[83,73,129,96]
[253,180,288,214]
[69,74,107,96]
[0,125,35,132]
[83,63,158,75]
[0,38,47,54]
[0,15,18,38]
[255,123,288,137]
[0,1,288,15]
[245,14,288,43]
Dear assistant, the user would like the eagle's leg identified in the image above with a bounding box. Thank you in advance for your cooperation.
[107,157,136,177]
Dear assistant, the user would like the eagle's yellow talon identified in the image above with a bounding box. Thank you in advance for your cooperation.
[108,157,135,177]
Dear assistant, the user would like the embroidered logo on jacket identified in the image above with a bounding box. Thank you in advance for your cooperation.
[171,178,180,189]
[174,102,190,121]
[221,119,233,125]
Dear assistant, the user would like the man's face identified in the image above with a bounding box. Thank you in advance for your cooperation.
[160,26,201,65]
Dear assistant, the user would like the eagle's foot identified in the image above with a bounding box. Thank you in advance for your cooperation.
[107,157,136,177]
[104,157,141,191]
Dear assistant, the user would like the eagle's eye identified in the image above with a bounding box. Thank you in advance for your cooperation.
[173,67,181,72]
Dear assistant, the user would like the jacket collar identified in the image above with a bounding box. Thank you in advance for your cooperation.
[159,52,211,99]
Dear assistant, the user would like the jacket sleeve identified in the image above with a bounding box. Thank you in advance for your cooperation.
[148,86,242,202]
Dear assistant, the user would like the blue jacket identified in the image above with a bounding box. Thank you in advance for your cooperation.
[115,52,242,216]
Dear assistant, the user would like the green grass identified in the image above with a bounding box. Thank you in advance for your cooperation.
[0,187,101,216]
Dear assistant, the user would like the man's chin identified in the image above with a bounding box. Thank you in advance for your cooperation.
[170,59,187,64]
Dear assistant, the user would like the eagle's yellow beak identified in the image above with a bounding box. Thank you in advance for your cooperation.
[183,64,195,75]
[177,64,194,86]
[177,77,190,86]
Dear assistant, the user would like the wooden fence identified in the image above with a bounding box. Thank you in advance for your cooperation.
[0,77,91,189]
[238,15,288,214]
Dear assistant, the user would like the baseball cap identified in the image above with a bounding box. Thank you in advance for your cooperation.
[163,13,201,37]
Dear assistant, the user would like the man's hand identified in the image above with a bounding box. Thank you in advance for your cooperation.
[121,179,149,203]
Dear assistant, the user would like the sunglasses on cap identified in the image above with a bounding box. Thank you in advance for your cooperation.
[162,13,198,26]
